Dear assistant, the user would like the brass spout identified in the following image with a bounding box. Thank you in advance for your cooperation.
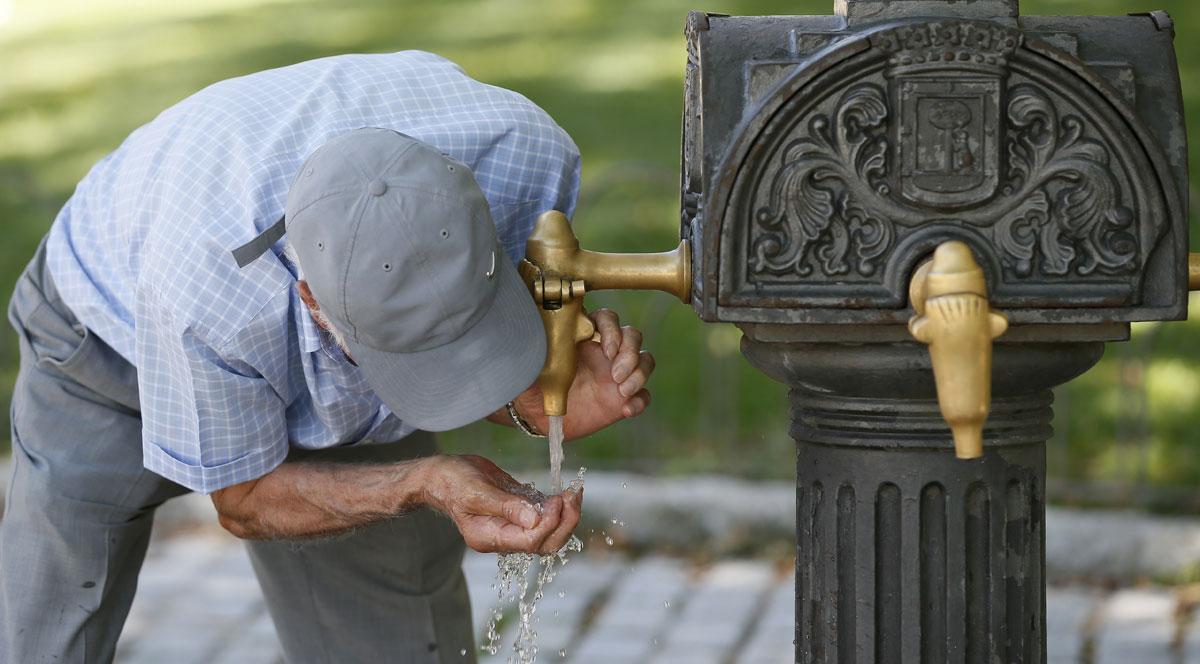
[521,210,692,417]
[908,241,1009,459]
[526,211,691,301]
[1190,253,1200,291]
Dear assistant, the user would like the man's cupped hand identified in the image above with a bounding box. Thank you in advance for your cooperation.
[418,454,582,555]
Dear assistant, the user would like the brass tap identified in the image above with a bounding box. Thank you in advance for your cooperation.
[520,210,691,417]
[908,241,1009,459]
[1190,253,1200,291]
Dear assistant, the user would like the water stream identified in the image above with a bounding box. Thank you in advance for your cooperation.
[548,415,565,494]
[483,466,586,662]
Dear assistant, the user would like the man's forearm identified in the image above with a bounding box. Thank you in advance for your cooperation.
[210,457,430,540]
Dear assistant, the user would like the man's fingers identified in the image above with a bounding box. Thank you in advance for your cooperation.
[460,486,542,530]
[509,495,562,553]
[590,309,622,360]
[618,350,655,398]
[539,488,583,555]
[499,498,541,530]
[459,491,582,555]
[462,517,527,553]
[611,326,644,384]
[622,388,652,418]
[465,493,564,554]
[526,494,563,551]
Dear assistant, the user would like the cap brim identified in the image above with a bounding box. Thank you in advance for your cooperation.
[346,255,547,432]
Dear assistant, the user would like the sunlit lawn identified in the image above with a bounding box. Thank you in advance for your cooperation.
[2,0,1200,490]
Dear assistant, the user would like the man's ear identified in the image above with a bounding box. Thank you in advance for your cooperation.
[296,280,320,313]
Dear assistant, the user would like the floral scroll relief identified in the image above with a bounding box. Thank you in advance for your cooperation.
[749,83,1141,281]
[996,85,1137,277]
[750,84,895,278]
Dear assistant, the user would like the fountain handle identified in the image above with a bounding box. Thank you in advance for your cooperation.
[908,241,1009,459]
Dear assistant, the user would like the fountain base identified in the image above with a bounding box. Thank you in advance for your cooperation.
[741,337,1103,663]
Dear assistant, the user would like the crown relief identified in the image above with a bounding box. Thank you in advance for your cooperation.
[872,21,1023,70]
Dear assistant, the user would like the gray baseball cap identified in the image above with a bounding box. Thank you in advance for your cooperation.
[284,127,546,432]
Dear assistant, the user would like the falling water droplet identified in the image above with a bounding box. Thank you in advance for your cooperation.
[460,649,467,656]
[664,600,671,608]
[483,528,584,663]
[621,482,628,488]
[558,649,567,658]
[605,536,614,546]
[611,517,619,524]
[558,590,566,598]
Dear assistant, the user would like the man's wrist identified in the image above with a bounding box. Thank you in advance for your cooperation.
[393,456,437,513]
[507,401,546,437]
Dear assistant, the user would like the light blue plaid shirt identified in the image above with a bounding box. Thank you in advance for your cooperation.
[45,51,581,494]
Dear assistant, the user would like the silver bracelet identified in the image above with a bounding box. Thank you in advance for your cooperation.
[506,402,546,438]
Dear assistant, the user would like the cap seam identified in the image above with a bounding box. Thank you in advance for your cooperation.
[375,139,476,333]
[337,127,421,182]
[384,193,458,327]
[329,132,375,183]
[325,131,420,341]
[360,206,502,355]
[370,182,483,205]
[380,135,420,174]
[286,184,363,225]
[337,192,372,341]
[422,245,502,352]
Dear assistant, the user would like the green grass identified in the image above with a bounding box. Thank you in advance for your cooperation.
[2,0,1200,487]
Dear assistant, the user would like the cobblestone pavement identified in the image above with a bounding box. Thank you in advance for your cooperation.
[112,526,1200,663]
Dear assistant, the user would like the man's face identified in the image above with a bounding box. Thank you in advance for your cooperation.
[297,279,355,362]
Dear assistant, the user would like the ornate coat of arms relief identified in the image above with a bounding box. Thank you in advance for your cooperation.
[741,20,1165,307]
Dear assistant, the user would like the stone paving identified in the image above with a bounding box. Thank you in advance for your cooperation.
[0,459,1197,662]
[111,525,1200,663]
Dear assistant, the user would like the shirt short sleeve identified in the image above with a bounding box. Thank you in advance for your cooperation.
[137,285,291,494]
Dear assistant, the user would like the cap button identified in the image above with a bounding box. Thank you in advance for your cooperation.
[368,179,388,197]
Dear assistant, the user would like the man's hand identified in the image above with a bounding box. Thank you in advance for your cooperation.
[419,455,582,555]
[510,309,654,441]
[210,454,581,554]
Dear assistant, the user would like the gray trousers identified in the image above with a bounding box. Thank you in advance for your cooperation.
[0,242,476,663]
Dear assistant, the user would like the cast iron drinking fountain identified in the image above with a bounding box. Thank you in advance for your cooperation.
[519,0,1200,660]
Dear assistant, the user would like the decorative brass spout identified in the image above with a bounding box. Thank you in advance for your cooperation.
[521,210,691,417]
[908,241,1009,459]
[1189,254,1200,291]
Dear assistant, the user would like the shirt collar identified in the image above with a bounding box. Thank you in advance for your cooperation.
[284,250,351,362]
[292,286,353,364]
[298,315,325,354]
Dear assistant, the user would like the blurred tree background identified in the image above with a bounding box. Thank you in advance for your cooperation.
[1,0,1199,500]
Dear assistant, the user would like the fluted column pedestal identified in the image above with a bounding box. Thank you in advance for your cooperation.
[740,338,1104,664]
